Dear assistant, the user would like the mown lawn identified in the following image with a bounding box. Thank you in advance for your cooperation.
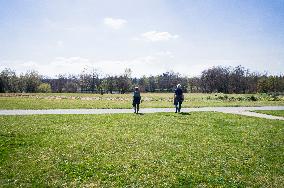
[255,110,284,117]
[1,112,283,187]
[0,93,283,109]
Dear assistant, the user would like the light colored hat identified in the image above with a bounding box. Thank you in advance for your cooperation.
[177,84,181,88]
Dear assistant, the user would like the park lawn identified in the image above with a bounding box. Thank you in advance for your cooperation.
[0,93,284,109]
[254,110,284,117]
[0,112,283,187]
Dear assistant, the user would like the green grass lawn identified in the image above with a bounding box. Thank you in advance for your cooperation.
[0,93,283,109]
[254,110,284,117]
[1,112,283,187]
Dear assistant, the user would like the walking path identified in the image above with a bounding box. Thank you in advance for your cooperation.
[0,106,284,120]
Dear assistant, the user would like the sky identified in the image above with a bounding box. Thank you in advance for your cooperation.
[0,0,284,78]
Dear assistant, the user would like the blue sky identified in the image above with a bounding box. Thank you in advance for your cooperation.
[0,0,283,77]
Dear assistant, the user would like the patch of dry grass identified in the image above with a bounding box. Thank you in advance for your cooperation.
[0,93,283,109]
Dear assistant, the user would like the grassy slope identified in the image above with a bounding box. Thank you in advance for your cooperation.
[0,93,283,109]
[255,110,284,117]
[1,112,283,187]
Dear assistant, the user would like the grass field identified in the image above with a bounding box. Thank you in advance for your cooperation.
[1,112,283,187]
[254,110,284,117]
[0,93,284,109]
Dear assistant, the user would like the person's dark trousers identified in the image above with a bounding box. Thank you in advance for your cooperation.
[133,104,139,113]
[175,102,181,113]
[136,104,139,113]
[133,96,140,113]
[174,96,182,113]
[178,102,181,112]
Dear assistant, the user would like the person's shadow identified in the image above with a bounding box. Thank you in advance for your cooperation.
[136,113,144,115]
[179,112,191,115]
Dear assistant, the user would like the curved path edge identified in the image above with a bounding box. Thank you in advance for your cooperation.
[0,106,284,120]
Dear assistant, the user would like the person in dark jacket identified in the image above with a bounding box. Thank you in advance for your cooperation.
[133,86,141,113]
[174,84,184,113]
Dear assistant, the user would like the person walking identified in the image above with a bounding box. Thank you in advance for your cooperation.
[132,86,141,114]
[174,84,184,113]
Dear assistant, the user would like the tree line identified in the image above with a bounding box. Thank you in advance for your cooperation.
[0,65,283,94]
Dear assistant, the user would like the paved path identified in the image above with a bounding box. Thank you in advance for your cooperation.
[0,106,284,120]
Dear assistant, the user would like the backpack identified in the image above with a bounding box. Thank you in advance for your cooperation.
[133,91,140,98]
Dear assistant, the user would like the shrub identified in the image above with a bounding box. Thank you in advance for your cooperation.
[37,83,52,93]
[236,97,243,101]
[248,95,258,101]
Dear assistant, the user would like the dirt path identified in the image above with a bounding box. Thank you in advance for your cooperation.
[0,106,283,120]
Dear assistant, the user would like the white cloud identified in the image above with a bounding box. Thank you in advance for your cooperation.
[0,55,174,77]
[0,56,225,78]
[141,31,179,42]
[0,57,93,77]
[50,57,90,66]
[46,57,92,76]
[103,17,127,29]
[91,56,161,76]
[56,40,64,48]
[156,51,174,58]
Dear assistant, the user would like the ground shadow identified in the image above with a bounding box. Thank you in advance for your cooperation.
[161,112,175,116]
[179,112,191,115]
[136,113,144,115]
